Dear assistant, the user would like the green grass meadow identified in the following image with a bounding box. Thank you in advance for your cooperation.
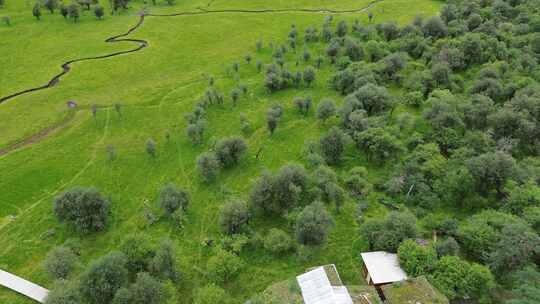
[0,0,443,303]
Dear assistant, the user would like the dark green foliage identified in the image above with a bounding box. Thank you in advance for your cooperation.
[145,138,156,157]
[193,284,231,304]
[457,210,523,263]
[342,84,393,116]
[44,0,57,13]
[430,256,494,302]
[503,181,540,215]
[294,96,312,115]
[355,127,403,164]
[524,206,540,233]
[159,183,189,216]
[316,98,336,122]
[113,273,165,304]
[303,48,311,62]
[365,40,387,62]
[344,37,363,61]
[488,222,540,274]
[380,53,405,81]
[359,211,417,252]
[344,166,372,198]
[326,40,340,63]
[67,3,79,22]
[2,16,11,26]
[120,234,154,276]
[303,66,316,87]
[196,152,220,182]
[398,240,437,276]
[53,187,110,233]
[44,246,78,280]
[422,16,447,39]
[79,251,129,304]
[219,199,250,235]
[466,151,516,196]
[32,3,41,20]
[94,5,104,19]
[206,249,243,284]
[507,266,540,304]
[45,281,81,304]
[319,127,345,165]
[266,104,283,135]
[377,22,399,41]
[264,228,293,254]
[111,0,130,11]
[470,77,505,103]
[295,201,334,246]
[311,166,345,212]
[186,120,206,145]
[150,239,179,281]
[250,164,309,215]
[435,237,459,257]
[336,20,348,37]
[215,136,247,167]
[230,88,240,106]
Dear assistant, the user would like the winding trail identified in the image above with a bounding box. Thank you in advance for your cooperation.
[0,15,148,104]
[0,1,382,155]
[0,0,382,104]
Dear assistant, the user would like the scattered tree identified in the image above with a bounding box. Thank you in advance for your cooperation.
[79,251,128,304]
[316,98,336,123]
[264,228,293,254]
[32,3,41,20]
[44,246,78,280]
[295,202,334,246]
[219,199,250,235]
[215,137,247,167]
[53,187,110,233]
[196,152,220,182]
[159,183,189,216]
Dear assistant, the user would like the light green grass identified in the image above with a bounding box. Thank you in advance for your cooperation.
[0,0,443,303]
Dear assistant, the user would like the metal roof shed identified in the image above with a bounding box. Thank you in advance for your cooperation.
[0,269,49,303]
[297,266,353,304]
[360,251,407,286]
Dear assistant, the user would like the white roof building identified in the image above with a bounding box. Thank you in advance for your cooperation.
[0,269,49,303]
[297,266,353,304]
[360,251,407,285]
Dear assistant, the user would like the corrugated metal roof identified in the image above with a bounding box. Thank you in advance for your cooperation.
[297,266,353,304]
[0,269,49,303]
[360,251,407,285]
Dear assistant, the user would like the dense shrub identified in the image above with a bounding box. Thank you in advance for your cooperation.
[79,251,129,304]
[215,137,247,168]
[295,202,334,246]
[264,228,293,254]
[53,187,110,234]
[196,152,220,182]
[250,164,310,215]
[44,246,78,280]
[159,184,190,216]
[398,240,437,277]
[359,211,417,252]
[219,199,250,235]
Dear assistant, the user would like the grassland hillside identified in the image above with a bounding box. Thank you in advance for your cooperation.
[2,1,540,304]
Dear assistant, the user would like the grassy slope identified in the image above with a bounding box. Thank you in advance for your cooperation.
[0,0,442,303]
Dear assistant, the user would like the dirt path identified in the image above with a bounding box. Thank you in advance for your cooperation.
[0,110,76,157]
